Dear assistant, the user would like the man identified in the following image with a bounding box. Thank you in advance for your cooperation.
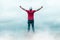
[20,6,43,32]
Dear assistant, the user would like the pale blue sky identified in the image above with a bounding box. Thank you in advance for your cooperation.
[0,0,60,32]
[0,0,60,40]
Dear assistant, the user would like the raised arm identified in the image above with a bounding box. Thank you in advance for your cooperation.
[20,6,26,11]
[36,6,43,11]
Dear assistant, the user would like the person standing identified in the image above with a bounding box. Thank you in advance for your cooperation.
[20,6,43,32]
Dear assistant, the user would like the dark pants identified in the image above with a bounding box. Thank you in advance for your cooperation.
[28,20,35,32]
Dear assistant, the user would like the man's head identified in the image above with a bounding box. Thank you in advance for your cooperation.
[29,7,32,11]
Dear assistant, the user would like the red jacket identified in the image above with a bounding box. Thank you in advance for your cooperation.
[25,10,36,20]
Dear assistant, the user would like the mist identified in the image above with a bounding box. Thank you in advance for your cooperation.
[0,0,60,40]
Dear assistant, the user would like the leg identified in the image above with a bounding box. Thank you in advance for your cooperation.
[28,22,30,32]
[32,20,35,32]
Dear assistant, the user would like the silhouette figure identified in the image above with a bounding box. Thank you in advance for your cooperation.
[20,6,43,32]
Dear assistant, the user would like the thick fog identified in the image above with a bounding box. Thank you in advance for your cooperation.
[0,0,60,40]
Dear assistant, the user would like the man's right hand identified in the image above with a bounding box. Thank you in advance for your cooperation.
[41,6,43,8]
[19,6,26,11]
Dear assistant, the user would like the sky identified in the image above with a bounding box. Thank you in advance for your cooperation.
[0,0,60,31]
[0,0,60,40]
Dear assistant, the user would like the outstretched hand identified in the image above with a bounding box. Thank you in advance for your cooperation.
[41,6,43,8]
[36,6,43,11]
[20,6,22,8]
[19,6,26,11]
